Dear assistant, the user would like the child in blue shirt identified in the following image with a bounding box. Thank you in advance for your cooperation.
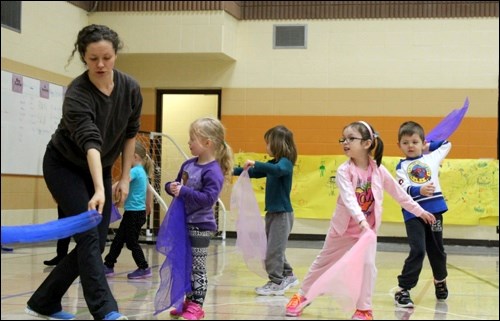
[234,125,299,296]
[103,142,153,279]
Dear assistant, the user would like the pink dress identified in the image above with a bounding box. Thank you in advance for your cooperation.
[301,158,429,312]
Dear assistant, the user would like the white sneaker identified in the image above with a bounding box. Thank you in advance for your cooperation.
[255,280,286,296]
[284,275,299,290]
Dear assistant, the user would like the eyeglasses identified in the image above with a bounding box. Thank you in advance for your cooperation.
[339,137,364,144]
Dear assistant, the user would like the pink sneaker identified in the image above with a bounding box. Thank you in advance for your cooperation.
[180,301,205,320]
[286,293,308,317]
[170,301,188,318]
[351,309,373,320]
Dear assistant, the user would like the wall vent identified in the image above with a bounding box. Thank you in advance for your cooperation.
[273,25,307,49]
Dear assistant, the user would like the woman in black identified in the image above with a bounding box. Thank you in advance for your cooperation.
[26,24,142,321]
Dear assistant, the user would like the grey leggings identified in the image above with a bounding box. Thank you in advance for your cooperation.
[265,211,294,284]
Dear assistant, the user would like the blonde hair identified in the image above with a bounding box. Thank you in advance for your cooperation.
[135,141,153,179]
[190,117,234,183]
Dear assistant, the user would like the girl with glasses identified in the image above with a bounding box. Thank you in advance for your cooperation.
[286,121,436,320]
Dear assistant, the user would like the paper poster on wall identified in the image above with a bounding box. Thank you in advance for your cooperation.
[1,70,64,176]
[12,73,23,93]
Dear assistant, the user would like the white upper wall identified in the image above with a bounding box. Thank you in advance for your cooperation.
[1,2,88,78]
[88,11,238,56]
[231,19,499,88]
[1,2,498,89]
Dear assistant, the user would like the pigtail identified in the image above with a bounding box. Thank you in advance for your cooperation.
[351,121,385,167]
[217,141,234,184]
[373,136,384,167]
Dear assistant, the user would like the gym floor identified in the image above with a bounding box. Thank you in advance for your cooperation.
[1,238,498,320]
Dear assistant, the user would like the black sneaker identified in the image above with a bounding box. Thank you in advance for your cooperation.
[435,280,448,301]
[395,289,414,308]
[43,256,64,266]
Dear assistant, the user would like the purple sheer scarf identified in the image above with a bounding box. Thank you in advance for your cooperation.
[426,97,469,141]
[154,197,192,315]
[110,204,122,223]
[231,170,267,278]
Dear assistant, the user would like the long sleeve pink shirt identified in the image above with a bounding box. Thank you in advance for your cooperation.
[331,158,428,235]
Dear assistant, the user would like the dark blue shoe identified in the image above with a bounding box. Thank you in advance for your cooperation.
[25,306,75,320]
[103,311,128,320]
[127,267,152,279]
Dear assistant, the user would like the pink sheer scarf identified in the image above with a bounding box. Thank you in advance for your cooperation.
[301,228,377,312]
[231,170,267,278]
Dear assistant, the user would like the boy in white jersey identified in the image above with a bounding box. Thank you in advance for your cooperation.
[394,121,451,308]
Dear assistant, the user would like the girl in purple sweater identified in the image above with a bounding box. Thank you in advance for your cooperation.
[165,117,233,320]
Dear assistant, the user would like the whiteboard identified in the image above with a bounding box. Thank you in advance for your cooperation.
[1,70,64,175]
